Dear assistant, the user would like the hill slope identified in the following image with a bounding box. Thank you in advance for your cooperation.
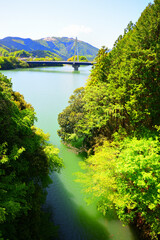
[0,37,98,60]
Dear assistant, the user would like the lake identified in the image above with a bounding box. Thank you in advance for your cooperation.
[0,65,139,240]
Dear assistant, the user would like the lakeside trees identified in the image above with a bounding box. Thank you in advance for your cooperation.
[0,49,63,70]
[0,73,63,239]
[58,0,160,239]
[0,56,28,70]
[67,55,89,62]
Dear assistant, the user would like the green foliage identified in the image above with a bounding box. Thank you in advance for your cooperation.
[0,46,62,61]
[0,73,63,239]
[0,36,98,61]
[0,56,29,70]
[115,138,160,239]
[0,47,9,57]
[58,1,160,239]
[58,87,86,149]
[88,47,111,85]
[58,0,160,151]
[9,50,31,58]
[76,137,160,239]
[30,50,62,60]
[67,55,89,62]
[75,141,118,208]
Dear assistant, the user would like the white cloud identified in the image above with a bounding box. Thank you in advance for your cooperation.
[58,24,92,38]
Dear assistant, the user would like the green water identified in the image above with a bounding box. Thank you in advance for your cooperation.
[0,66,139,240]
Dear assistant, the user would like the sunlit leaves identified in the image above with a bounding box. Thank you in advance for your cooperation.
[0,73,62,239]
[58,1,160,239]
[67,55,88,62]
[77,137,160,239]
[43,145,63,172]
[115,138,160,239]
[76,141,118,208]
[0,56,28,70]
[58,87,86,146]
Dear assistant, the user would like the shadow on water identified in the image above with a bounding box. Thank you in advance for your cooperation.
[44,142,140,240]
[2,67,140,240]
[45,172,111,240]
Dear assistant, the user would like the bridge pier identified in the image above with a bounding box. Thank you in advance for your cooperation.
[72,63,80,71]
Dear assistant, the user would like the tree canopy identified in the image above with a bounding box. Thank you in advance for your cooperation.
[58,1,160,239]
[67,55,89,62]
[0,73,63,239]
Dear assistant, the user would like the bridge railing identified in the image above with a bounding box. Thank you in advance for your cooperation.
[25,60,96,70]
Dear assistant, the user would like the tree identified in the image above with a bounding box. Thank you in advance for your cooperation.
[0,73,63,239]
[58,87,86,148]
[58,1,160,238]
[67,55,89,62]
[76,137,160,239]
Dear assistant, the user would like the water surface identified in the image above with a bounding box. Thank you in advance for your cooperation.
[1,65,139,240]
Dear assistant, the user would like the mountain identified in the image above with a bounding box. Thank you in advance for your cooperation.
[0,37,99,60]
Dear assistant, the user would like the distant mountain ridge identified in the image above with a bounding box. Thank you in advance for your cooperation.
[0,36,99,60]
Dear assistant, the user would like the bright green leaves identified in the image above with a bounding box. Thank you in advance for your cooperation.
[77,137,160,239]
[0,143,29,224]
[9,145,25,161]
[57,1,160,239]
[0,56,28,70]
[115,137,160,239]
[76,141,118,210]
[58,87,86,147]
[67,55,88,62]
[43,145,63,172]
[134,1,160,50]
[0,73,63,239]
[58,0,160,151]
[0,143,26,216]
[123,49,160,127]
[88,47,111,85]
[0,143,8,164]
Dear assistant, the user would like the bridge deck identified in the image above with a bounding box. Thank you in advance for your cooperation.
[26,61,95,70]
[26,61,95,65]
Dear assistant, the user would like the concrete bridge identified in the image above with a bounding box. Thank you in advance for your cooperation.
[25,37,96,71]
[26,60,95,71]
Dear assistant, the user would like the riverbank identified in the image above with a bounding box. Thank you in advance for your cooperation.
[0,65,139,240]
[57,1,160,239]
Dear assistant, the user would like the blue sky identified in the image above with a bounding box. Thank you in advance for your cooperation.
[1,0,154,49]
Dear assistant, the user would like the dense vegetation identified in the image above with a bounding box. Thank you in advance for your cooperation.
[29,50,62,60]
[0,56,28,70]
[0,37,98,61]
[0,50,90,70]
[9,50,32,58]
[58,1,160,239]
[0,48,61,60]
[0,73,63,239]
[0,49,64,70]
[67,55,89,62]
[0,47,10,57]
[0,49,63,69]
[0,36,97,69]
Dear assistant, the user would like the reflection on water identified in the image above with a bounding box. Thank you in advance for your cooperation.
[46,172,110,240]
[45,143,138,240]
[7,65,91,76]
[0,66,139,240]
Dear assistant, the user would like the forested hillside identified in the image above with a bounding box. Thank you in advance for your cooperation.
[0,74,63,239]
[58,1,160,239]
[0,37,98,61]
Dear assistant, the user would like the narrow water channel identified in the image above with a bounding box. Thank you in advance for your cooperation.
[1,66,139,240]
